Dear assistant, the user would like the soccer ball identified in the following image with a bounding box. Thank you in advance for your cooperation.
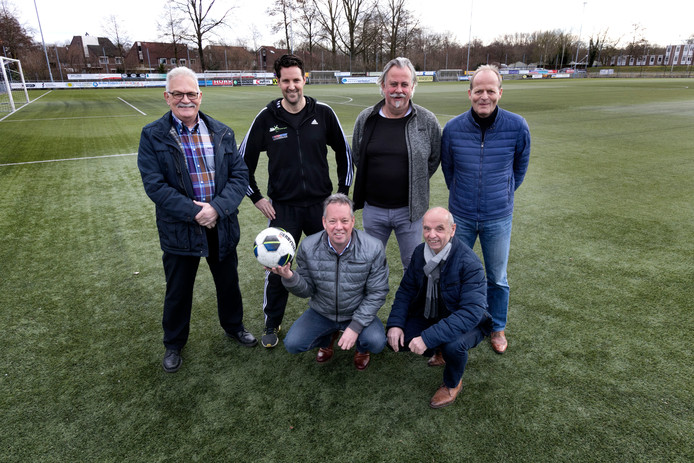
[253,227,296,268]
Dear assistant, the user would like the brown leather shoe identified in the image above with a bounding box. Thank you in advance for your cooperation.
[427,350,446,367]
[491,330,507,354]
[353,351,371,370]
[429,380,463,409]
[316,331,339,363]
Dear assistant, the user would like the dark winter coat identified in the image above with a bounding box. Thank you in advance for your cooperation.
[137,111,248,259]
[387,238,492,348]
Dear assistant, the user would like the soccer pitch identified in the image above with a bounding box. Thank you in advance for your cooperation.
[1,79,693,462]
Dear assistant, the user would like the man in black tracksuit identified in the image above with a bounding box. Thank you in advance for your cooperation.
[239,54,353,348]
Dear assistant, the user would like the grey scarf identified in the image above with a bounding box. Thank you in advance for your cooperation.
[422,241,452,319]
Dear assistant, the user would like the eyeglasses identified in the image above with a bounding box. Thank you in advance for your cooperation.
[167,91,200,101]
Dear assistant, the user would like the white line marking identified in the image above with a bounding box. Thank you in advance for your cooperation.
[117,97,146,115]
[0,90,52,122]
[0,152,137,167]
[3,114,141,123]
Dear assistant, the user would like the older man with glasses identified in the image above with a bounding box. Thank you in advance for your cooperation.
[138,66,256,373]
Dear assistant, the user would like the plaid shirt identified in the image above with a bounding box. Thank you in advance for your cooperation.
[172,115,216,202]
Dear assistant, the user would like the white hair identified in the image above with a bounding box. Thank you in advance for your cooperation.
[166,66,200,92]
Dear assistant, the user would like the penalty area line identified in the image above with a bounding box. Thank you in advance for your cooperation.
[0,90,52,123]
[118,97,146,115]
[0,152,137,168]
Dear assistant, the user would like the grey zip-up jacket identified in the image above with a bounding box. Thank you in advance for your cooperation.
[282,229,389,334]
[352,100,441,221]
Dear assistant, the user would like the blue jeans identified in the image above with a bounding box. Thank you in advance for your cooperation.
[452,214,513,332]
[362,202,422,270]
[284,308,386,354]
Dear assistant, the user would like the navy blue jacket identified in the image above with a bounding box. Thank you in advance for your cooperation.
[137,111,248,259]
[386,238,491,348]
[441,107,531,221]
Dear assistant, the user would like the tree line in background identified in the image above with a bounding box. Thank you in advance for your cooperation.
[2,0,693,80]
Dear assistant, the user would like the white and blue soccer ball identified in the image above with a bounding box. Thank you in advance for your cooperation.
[253,227,296,268]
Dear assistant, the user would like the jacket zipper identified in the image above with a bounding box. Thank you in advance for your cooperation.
[477,136,484,218]
[334,253,341,323]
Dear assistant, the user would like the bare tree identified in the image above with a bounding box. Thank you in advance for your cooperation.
[378,0,416,60]
[626,23,648,63]
[172,0,235,72]
[313,0,342,57]
[339,0,375,69]
[0,0,34,60]
[268,0,295,53]
[587,29,615,67]
[102,15,130,72]
[250,25,262,52]
[157,5,188,63]
[295,0,320,68]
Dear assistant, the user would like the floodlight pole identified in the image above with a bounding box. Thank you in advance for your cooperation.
[574,2,587,70]
[33,0,54,82]
[54,45,64,81]
[466,0,473,73]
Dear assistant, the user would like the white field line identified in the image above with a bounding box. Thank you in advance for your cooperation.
[0,90,52,122]
[118,97,146,115]
[3,114,141,123]
[0,152,136,168]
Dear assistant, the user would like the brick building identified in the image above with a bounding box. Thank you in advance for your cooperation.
[124,42,201,73]
[64,35,120,74]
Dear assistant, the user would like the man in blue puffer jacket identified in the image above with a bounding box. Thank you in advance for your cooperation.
[387,207,492,408]
[441,64,531,355]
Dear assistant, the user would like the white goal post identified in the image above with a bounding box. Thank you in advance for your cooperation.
[0,56,30,113]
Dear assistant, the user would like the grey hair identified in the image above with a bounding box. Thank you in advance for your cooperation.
[469,64,502,90]
[166,66,200,92]
[378,57,417,98]
[323,193,354,217]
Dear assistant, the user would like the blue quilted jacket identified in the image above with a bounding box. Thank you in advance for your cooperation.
[441,108,531,221]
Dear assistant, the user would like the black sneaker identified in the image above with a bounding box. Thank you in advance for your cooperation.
[261,326,281,348]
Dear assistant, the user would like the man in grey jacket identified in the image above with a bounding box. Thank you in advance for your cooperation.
[352,57,441,271]
[269,194,389,370]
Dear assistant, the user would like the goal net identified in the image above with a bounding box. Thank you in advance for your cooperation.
[0,57,30,113]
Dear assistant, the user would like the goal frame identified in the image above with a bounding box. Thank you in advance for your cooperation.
[0,56,30,113]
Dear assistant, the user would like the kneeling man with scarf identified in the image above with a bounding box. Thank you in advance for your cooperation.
[386,207,492,408]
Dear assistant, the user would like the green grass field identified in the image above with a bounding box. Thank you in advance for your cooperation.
[1,79,693,462]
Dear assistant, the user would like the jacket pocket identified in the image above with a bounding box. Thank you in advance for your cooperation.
[156,216,191,252]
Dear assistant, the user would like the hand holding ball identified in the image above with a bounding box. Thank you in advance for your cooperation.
[253,227,296,268]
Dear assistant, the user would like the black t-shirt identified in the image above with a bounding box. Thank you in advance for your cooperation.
[363,113,411,208]
[280,103,307,129]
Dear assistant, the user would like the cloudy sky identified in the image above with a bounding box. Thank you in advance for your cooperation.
[13,0,693,48]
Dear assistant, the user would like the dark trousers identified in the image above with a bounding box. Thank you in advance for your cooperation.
[162,227,244,350]
[263,201,324,329]
[400,316,486,388]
